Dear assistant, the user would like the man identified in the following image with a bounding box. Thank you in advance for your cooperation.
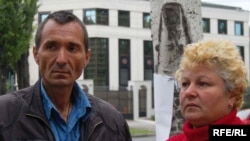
[0,10,132,141]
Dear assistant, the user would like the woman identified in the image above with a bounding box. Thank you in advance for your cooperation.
[167,39,248,141]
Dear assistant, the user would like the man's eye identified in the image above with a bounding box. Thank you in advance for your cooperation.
[69,46,78,52]
[47,43,56,50]
[68,43,80,52]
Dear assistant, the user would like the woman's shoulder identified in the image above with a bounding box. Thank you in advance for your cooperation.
[166,133,186,141]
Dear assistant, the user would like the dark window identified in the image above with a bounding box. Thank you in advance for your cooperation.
[143,13,151,28]
[144,41,153,80]
[119,39,130,87]
[84,9,109,25]
[202,18,210,33]
[237,46,244,61]
[235,21,244,36]
[218,20,227,34]
[118,10,130,27]
[38,12,50,23]
[84,38,109,86]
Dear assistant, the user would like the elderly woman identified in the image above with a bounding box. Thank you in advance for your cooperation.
[167,39,248,141]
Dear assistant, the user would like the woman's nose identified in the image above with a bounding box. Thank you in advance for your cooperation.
[183,83,197,97]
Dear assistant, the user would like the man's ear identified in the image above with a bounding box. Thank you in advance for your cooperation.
[84,49,91,68]
[33,46,39,64]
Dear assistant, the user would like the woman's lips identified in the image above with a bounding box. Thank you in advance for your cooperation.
[185,103,199,108]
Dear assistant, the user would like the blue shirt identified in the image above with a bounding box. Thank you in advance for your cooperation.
[40,80,91,141]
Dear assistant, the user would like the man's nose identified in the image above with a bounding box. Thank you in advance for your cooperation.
[56,49,68,64]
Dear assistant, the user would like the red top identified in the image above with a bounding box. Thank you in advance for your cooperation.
[166,109,243,141]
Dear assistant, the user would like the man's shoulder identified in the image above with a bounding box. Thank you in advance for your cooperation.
[87,94,119,112]
[0,92,18,104]
[0,86,35,106]
[86,94,128,132]
[86,94,125,121]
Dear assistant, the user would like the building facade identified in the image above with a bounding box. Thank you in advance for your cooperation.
[29,0,249,87]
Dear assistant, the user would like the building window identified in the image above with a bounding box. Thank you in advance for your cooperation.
[118,10,130,27]
[235,21,244,36]
[143,13,151,28]
[84,38,109,86]
[237,46,244,61]
[84,9,109,25]
[144,41,153,80]
[119,39,130,87]
[202,18,210,33]
[218,20,227,34]
[38,12,50,23]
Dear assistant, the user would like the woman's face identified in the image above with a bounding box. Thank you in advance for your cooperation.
[179,64,235,128]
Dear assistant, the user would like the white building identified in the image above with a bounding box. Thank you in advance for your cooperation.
[29,0,250,87]
[28,1,249,118]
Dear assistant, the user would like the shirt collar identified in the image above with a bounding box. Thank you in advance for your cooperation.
[40,79,91,120]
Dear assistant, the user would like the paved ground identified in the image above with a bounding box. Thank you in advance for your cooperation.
[127,119,156,137]
[133,135,156,141]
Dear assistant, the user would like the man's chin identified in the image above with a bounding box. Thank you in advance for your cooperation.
[49,79,73,87]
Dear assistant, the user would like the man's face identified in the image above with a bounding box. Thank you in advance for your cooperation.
[33,20,90,88]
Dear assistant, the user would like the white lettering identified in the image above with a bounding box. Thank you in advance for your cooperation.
[213,129,220,136]
[235,129,247,136]
[225,129,232,136]
[220,129,225,136]
[212,128,247,137]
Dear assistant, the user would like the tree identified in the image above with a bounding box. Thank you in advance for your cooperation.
[150,0,203,140]
[0,0,38,94]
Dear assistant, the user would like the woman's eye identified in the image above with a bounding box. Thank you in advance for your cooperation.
[181,82,189,87]
[199,82,208,86]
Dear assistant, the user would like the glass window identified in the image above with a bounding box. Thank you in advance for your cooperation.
[144,41,153,80]
[143,13,151,28]
[84,9,109,25]
[119,39,130,87]
[118,10,130,27]
[38,12,50,23]
[237,46,244,61]
[84,38,109,86]
[218,20,227,34]
[235,21,244,36]
[202,18,210,33]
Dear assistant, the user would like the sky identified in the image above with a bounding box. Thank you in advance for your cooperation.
[202,0,250,25]
[201,0,250,11]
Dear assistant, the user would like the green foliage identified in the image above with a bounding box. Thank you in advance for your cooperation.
[242,86,250,109]
[0,0,38,70]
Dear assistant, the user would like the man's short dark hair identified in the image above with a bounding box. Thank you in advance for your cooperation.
[35,10,89,52]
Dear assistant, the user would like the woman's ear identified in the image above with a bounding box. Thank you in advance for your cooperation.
[228,96,236,109]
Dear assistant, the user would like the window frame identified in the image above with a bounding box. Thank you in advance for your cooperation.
[143,13,151,28]
[83,8,109,25]
[118,10,130,27]
[202,18,210,33]
[218,19,227,34]
[38,12,50,24]
[237,45,245,61]
[235,21,244,36]
[118,39,131,87]
[143,40,154,80]
[84,38,109,87]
